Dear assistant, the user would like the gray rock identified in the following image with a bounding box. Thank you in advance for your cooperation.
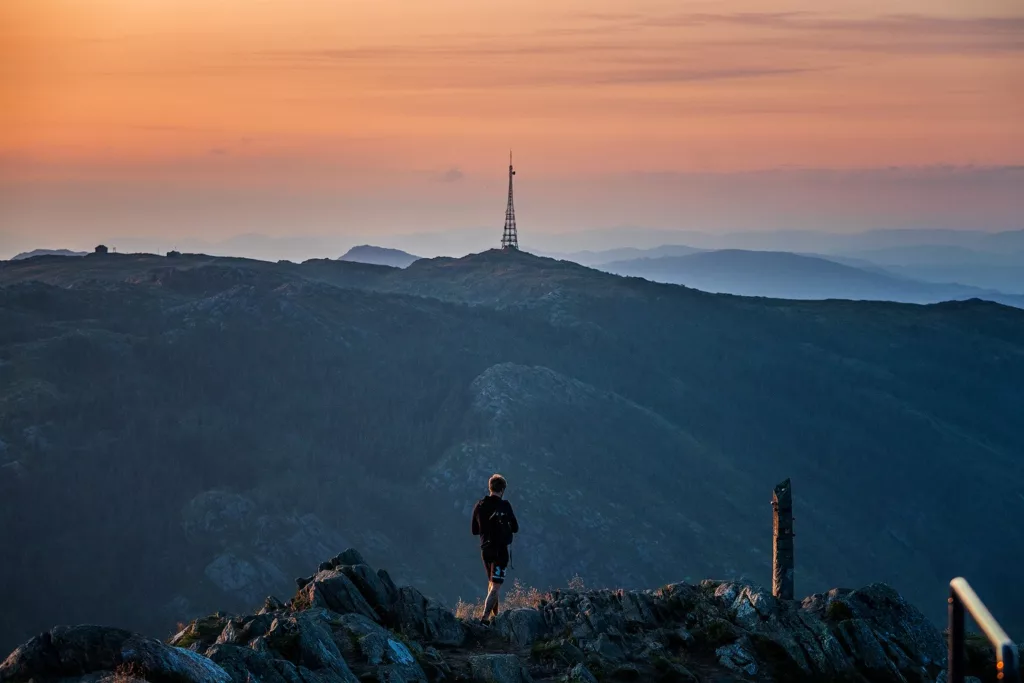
[530,639,584,666]
[119,636,233,683]
[715,639,758,677]
[341,564,398,614]
[328,613,426,682]
[580,633,624,663]
[392,587,465,646]
[206,644,294,683]
[836,618,905,681]
[845,583,947,670]
[263,612,359,683]
[467,654,533,683]
[334,548,366,567]
[377,568,399,596]
[0,625,132,681]
[418,646,452,681]
[214,620,247,646]
[567,663,597,683]
[304,569,380,622]
[730,585,779,629]
[672,627,695,648]
[493,608,548,648]
[260,596,285,614]
[168,613,231,651]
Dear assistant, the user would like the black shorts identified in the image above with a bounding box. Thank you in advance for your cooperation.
[482,545,509,585]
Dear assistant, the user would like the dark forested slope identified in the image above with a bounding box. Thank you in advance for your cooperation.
[1,249,1021,652]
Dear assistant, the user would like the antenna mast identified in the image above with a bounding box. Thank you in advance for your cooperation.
[501,150,519,250]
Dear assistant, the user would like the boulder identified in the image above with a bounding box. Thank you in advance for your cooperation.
[119,635,233,683]
[260,596,286,614]
[303,570,380,622]
[0,625,132,681]
[333,548,366,567]
[467,654,533,683]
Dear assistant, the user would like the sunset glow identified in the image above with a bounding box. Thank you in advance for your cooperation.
[1,0,1022,254]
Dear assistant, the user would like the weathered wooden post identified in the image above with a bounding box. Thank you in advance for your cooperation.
[772,478,794,600]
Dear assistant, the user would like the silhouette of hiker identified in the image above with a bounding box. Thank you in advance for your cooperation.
[471,473,519,624]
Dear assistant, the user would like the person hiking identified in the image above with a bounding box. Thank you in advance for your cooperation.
[471,473,519,624]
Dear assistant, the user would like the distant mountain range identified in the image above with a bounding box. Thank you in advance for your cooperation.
[599,249,1024,308]
[338,245,420,268]
[8,228,1023,294]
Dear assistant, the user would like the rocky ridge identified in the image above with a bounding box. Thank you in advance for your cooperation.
[3,548,1016,683]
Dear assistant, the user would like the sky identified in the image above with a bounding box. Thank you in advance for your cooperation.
[1,0,1023,258]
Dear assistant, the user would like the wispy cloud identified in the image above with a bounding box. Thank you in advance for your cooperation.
[435,167,464,183]
[601,11,1024,55]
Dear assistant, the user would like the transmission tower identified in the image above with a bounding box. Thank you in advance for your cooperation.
[501,151,519,250]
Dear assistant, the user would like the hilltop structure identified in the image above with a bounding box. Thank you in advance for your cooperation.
[501,151,519,250]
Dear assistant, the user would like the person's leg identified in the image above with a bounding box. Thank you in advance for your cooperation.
[483,580,501,619]
[480,553,496,621]
[485,560,507,618]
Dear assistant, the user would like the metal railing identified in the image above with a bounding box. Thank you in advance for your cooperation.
[949,577,1019,683]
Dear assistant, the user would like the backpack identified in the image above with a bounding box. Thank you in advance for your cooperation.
[483,500,514,547]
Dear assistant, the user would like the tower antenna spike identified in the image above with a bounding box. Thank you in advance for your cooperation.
[500,151,519,250]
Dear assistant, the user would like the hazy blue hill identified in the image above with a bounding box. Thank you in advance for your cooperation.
[1,249,1022,652]
[878,263,1024,295]
[543,244,705,266]
[839,244,1022,267]
[10,249,87,260]
[339,244,421,268]
[600,248,1024,308]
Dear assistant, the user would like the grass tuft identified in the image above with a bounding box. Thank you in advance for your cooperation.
[455,578,565,620]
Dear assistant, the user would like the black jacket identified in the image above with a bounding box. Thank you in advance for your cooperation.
[471,495,519,548]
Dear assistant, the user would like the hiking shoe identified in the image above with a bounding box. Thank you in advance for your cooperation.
[478,616,492,627]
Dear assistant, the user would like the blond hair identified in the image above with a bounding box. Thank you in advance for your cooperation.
[488,474,507,494]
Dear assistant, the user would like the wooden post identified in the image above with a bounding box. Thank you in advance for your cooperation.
[772,478,794,600]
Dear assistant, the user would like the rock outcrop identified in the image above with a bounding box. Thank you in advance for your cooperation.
[1,549,1015,683]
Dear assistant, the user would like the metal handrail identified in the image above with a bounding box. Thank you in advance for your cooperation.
[949,577,1019,682]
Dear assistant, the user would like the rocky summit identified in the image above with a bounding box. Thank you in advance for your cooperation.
[2,548,1018,683]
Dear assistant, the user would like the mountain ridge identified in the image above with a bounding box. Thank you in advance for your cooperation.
[1,249,1022,654]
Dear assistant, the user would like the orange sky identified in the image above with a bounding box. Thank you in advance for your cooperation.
[1,0,1022,253]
